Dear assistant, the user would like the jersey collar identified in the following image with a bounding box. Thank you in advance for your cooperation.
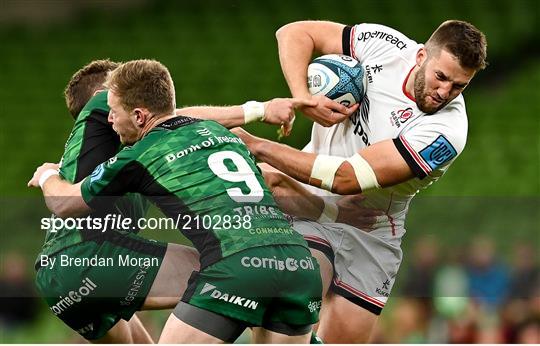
[402,65,416,103]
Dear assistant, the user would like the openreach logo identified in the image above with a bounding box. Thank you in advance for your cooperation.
[50,277,97,316]
[241,256,316,271]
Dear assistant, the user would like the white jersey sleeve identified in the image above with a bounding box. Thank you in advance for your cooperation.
[343,23,416,64]
[392,96,468,179]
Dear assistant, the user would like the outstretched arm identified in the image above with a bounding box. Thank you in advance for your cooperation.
[234,128,414,195]
[176,97,316,136]
[276,21,358,126]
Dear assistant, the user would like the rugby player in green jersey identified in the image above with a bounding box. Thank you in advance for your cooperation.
[32,59,322,343]
[29,59,322,343]
[35,59,199,343]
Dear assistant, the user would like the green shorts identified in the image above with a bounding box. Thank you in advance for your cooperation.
[180,245,322,331]
[35,232,166,340]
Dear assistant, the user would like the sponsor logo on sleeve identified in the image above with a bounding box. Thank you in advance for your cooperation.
[89,163,105,183]
[358,30,408,50]
[419,135,457,170]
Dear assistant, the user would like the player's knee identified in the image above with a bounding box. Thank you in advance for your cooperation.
[318,296,378,343]
[318,318,373,343]
[93,320,133,344]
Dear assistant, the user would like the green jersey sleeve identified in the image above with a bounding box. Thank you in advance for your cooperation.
[81,147,140,210]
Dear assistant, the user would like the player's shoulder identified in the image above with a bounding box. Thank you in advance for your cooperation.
[77,90,109,120]
[354,23,410,38]
[432,95,468,130]
[352,23,418,51]
[159,116,230,139]
[105,140,150,169]
[412,95,468,153]
[125,117,210,158]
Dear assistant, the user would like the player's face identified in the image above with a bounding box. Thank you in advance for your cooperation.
[415,49,476,114]
[107,91,140,145]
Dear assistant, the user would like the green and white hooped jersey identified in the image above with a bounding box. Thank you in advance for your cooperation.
[81,117,307,268]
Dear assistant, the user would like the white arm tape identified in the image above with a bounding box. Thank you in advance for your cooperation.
[39,169,59,189]
[347,153,380,192]
[242,101,265,124]
[310,155,346,191]
[317,199,338,223]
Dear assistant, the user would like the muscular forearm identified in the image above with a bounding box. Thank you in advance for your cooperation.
[42,177,90,218]
[251,138,361,195]
[176,106,245,129]
[176,98,304,136]
[253,139,316,185]
[260,164,324,220]
[237,131,415,196]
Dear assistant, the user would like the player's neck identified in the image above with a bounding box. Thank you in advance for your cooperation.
[404,65,419,100]
[140,113,176,138]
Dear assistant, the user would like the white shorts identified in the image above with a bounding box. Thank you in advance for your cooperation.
[293,219,403,315]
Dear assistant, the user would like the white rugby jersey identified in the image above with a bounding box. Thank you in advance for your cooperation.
[303,23,468,240]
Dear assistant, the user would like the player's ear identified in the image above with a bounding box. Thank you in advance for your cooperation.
[416,47,427,67]
[133,108,147,125]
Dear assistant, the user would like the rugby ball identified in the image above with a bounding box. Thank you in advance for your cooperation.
[307,54,367,106]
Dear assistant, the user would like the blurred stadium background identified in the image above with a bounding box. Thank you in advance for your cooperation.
[0,0,538,343]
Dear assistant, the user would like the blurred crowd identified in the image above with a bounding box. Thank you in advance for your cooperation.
[1,234,538,343]
[0,252,39,329]
[373,235,540,343]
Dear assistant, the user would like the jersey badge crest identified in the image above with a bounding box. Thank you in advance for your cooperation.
[389,107,414,128]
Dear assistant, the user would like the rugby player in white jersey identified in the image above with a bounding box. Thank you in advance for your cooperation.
[232,19,487,343]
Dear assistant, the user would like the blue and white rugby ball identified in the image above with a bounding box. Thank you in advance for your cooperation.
[307,54,367,106]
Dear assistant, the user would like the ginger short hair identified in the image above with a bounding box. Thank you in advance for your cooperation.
[105,59,175,116]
